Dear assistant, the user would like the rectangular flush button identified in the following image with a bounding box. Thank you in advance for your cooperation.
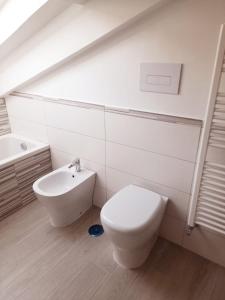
[146,75,171,86]
[140,63,182,94]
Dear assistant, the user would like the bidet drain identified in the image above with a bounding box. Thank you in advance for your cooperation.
[88,224,104,237]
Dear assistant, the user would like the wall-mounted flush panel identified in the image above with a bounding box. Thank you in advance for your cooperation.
[140,63,182,94]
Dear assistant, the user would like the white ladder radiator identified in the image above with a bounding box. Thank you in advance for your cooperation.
[188,24,225,235]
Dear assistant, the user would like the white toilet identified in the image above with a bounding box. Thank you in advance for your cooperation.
[100,185,168,269]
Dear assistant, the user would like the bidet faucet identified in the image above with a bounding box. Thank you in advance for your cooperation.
[68,158,81,172]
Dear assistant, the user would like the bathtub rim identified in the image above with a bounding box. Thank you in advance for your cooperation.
[0,133,50,170]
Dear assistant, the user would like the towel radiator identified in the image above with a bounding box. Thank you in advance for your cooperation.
[188,24,225,235]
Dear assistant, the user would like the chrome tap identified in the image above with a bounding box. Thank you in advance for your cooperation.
[68,158,81,172]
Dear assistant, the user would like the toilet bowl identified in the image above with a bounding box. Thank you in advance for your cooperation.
[33,165,96,227]
[100,185,168,269]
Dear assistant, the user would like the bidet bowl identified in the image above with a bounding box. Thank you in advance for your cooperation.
[33,165,96,227]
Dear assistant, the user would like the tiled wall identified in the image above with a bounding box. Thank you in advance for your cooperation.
[0,98,10,135]
[6,94,225,268]
[6,93,201,247]
[0,149,52,221]
[8,94,225,267]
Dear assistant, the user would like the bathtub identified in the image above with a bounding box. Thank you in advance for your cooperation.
[0,134,49,169]
[0,134,52,221]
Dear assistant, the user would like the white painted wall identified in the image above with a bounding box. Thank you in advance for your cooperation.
[20,0,225,120]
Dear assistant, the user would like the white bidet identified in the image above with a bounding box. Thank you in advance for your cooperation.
[33,165,96,227]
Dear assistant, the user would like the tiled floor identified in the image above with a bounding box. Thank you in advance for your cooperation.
[1,201,225,300]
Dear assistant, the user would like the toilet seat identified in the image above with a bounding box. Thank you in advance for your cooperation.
[101,185,162,232]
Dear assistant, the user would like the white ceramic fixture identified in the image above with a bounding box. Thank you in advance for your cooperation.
[33,165,96,227]
[100,185,168,269]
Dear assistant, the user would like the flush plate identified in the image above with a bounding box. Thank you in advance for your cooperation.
[140,63,182,94]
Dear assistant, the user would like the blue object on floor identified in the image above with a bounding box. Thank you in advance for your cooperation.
[88,224,104,237]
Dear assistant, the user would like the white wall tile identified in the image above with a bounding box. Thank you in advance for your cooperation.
[105,112,201,162]
[183,226,225,267]
[106,168,190,221]
[50,147,73,169]
[6,96,45,124]
[106,142,195,193]
[50,147,105,189]
[160,215,185,246]
[81,159,105,189]
[9,116,48,143]
[93,185,107,208]
[47,127,105,165]
[44,102,105,139]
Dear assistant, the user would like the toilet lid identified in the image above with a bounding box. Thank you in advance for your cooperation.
[101,185,162,232]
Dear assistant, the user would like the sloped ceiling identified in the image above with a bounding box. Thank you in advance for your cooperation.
[0,0,76,59]
[0,0,171,97]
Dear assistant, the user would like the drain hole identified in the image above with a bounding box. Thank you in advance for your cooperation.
[88,224,104,237]
[20,142,27,150]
